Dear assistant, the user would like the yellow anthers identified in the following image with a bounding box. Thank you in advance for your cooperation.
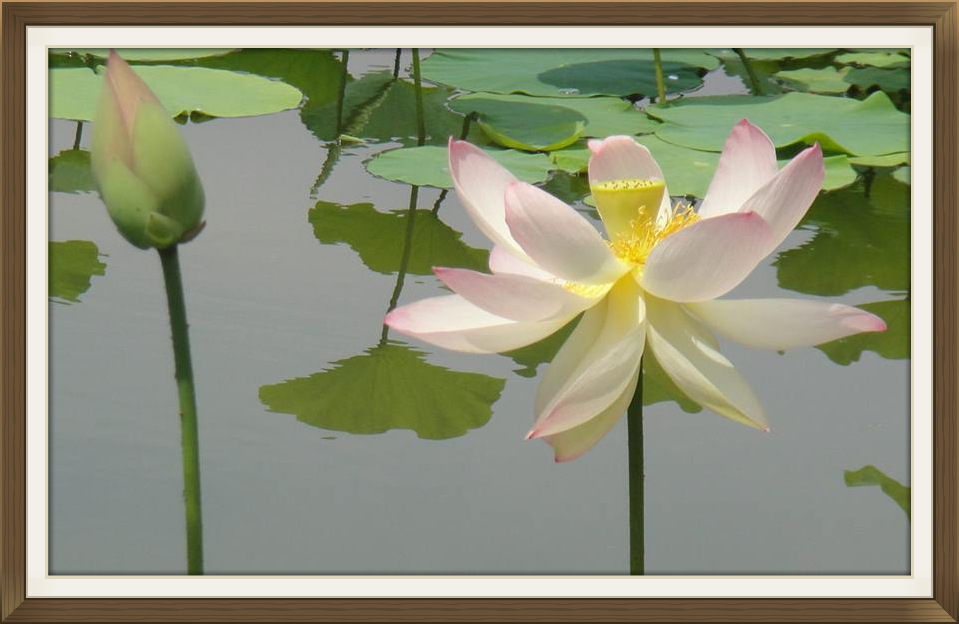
[608,201,700,268]
[591,178,662,193]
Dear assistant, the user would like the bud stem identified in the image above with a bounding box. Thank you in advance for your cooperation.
[158,245,204,575]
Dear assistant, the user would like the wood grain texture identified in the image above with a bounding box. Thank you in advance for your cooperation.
[2,1,955,622]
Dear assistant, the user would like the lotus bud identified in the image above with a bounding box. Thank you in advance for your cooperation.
[90,51,205,249]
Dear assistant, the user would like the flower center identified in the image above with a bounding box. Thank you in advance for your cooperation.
[608,201,700,268]
[590,178,666,239]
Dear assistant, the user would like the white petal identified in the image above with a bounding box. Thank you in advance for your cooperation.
[488,245,555,281]
[646,296,768,430]
[448,139,528,259]
[739,143,825,253]
[529,278,646,438]
[504,181,627,285]
[543,369,639,463]
[385,294,570,354]
[686,298,888,350]
[642,212,772,302]
[698,119,779,219]
[433,267,599,322]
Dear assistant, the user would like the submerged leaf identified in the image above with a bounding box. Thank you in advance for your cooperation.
[844,465,910,518]
[259,342,505,440]
[49,240,106,303]
[309,200,489,275]
[774,175,910,296]
[49,149,96,194]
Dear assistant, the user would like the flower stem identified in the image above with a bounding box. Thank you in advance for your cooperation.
[335,50,350,135]
[653,49,666,106]
[411,48,426,146]
[158,245,204,575]
[72,121,83,150]
[626,358,645,575]
[381,184,420,345]
[733,48,764,95]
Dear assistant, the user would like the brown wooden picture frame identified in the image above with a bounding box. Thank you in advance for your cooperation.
[3,2,956,621]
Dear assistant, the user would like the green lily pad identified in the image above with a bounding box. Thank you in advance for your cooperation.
[366,145,553,189]
[259,342,505,440]
[817,299,909,365]
[774,176,909,296]
[49,149,96,194]
[49,65,303,121]
[309,200,489,275]
[844,464,910,518]
[713,48,836,61]
[778,66,910,96]
[552,138,857,198]
[776,67,851,94]
[848,153,909,167]
[49,240,106,303]
[451,96,585,152]
[194,48,343,108]
[892,166,910,185]
[450,93,659,150]
[648,91,909,156]
[836,51,910,69]
[50,48,234,62]
[421,49,718,98]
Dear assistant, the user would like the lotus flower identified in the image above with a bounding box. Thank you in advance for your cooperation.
[91,51,205,250]
[385,122,886,462]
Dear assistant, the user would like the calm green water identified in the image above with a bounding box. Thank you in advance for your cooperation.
[48,48,910,575]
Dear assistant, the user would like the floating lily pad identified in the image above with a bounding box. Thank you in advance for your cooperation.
[836,51,910,69]
[259,342,505,440]
[49,65,303,121]
[194,48,343,107]
[49,240,105,303]
[848,153,909,167]
[817,299,909,365]
[648,91,909,156]
[774,176,909,297]
[450,95,584,152]
[450,93,658,151]
[552,138,857,198]
[309,200,489,275]
[844,464,910,518]
[712,48,836,61]
[49,149,96,194]
[422,49,718,98]
[366,145,552,189]
[846,67,910,93]
[50,49,234,62]
[776,67,851,94]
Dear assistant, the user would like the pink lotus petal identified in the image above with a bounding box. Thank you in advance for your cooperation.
[384,294,571,354]
[685,298,887,350]
[487,245,555,281]
[528,278,646,439]
[448,139,529,259]
[504,181,627,285]
[642,211,773,302]
[543,368,639,463]
[646,297,768,430]
[433,267,599,322]
[739,143,825,254]
[698,119,779,219]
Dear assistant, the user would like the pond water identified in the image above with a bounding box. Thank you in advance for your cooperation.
[48,48,910,575]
